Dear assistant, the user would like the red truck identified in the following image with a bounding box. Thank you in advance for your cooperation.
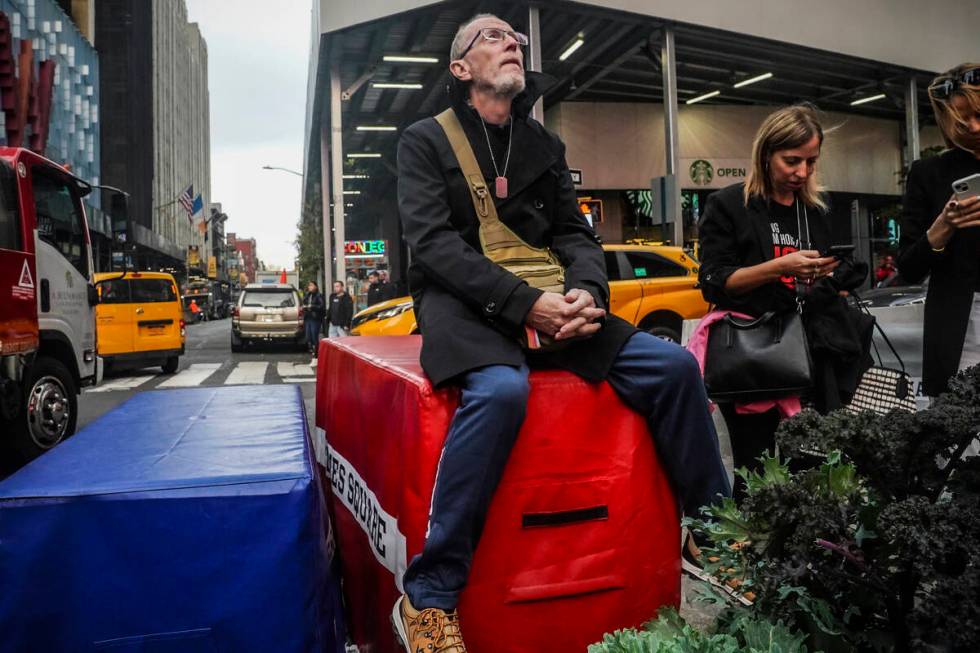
[0,148,101,461]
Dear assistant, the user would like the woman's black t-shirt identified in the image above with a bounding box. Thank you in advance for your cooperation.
[767,200,802,290]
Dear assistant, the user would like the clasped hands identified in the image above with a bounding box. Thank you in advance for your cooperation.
[525,288,606,341]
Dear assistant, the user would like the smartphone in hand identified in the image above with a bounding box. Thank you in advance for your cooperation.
[952,173,980,202]
[820,244,856,259]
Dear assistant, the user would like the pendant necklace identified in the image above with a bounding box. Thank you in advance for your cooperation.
[478,114,513,199]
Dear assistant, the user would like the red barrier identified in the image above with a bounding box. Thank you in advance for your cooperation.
[314,336,679,653]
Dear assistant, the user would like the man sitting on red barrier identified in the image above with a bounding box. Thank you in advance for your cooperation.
[392,13,731,652]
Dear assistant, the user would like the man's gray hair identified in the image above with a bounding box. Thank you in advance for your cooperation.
[450,13,498,61]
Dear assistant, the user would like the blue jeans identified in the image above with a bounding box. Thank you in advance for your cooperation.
[304,318,321,353]
[403,332,731,610]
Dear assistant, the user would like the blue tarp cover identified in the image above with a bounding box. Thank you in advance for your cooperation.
[0,385,344,653]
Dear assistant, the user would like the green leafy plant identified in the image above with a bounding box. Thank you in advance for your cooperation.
[588,607,808,653]
[687,365,980,652]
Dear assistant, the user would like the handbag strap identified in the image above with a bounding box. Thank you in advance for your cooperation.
[435,108,498,226]
[850,290,907,373]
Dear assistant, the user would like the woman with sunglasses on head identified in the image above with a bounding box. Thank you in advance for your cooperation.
[898,63,980,398]
[696,104,871,502]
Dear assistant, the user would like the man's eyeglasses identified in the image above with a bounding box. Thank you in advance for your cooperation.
[459,27,529,60]
[928,66,980,100]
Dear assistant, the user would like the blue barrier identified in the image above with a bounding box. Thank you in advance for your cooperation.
[0,384,345,652]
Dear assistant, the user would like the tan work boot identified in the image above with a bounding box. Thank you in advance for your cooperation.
[391,594,467,653]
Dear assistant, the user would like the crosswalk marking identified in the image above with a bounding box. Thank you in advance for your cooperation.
[277,362,315,378]
[86,361,317,393]
[223,361,269,385]
[86,374,156,393]
[156,363,222,388]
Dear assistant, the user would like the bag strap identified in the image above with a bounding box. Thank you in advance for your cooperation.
[850,290,907,373]
[435,108,498,226]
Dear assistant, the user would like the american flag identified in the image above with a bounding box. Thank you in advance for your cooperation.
[178,184,195,219]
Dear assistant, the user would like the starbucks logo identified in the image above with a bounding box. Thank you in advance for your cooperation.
[690,159,713,186]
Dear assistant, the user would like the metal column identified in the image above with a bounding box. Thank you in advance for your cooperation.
[905,77,920,165]
[330,58,347,287]
[527,4,543,123]
[319,119,332,291]
[661,27,682,246]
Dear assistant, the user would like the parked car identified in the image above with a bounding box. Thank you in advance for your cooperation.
[351,245,709,342]
[94,271,186,374]
[231,283,304,352]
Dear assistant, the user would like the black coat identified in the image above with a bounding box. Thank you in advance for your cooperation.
[302,291,325,323]
[698,183,872,410]
[367,283,385,307]
[897,147,980,396]
[327,292,354,328]
[397,72,635,386]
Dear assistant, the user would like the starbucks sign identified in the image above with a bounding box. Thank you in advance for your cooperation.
[689,160,713,185]
[681,158,750,189]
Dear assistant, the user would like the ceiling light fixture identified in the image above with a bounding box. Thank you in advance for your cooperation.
[383,55,439,64]
[850,93,887,106]
[371,82,423,89]
[346,153,382,158]
[356,125,397,132]
[686,90,721,105]
[343,190,361,195]
[342,174,369,179]
[733,72,773,88]
[558,38,584,62]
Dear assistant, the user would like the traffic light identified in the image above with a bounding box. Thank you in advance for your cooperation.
[578,197,603,226]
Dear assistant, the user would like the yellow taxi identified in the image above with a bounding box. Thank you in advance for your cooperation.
[351,245,708,342]
[94,271,186,373]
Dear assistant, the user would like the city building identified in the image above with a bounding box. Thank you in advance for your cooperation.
[227,232,257,284]
[95,0,211,275]
[303,0,978,289]
[208,202,229,282]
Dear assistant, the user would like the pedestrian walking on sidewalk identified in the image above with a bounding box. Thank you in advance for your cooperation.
[898,63,980,397]
[302,281,325,362]
[327,281,353,337]
[390,13,731,652]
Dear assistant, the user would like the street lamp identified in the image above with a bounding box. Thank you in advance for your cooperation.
[262,165,303,177]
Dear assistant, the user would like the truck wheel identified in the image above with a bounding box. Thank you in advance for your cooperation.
[162,356,179,374]
[231,332,243,353]
[12,357,78,460]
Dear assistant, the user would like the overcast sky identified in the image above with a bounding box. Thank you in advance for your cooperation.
[186,0,311,271]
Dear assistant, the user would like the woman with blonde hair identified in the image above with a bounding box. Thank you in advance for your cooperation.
[694,104,870,502]
[898,63,980,397]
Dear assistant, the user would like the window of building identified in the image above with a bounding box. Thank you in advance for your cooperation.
[622,250,687,279]
[33,169,88,277]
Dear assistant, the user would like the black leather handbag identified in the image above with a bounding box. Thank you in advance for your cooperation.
[704,310,813,401]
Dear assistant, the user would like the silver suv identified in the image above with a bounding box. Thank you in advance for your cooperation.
[231,284,304,352]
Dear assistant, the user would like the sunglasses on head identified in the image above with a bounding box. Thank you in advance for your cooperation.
[459,27,529,59]
[928,66,980,100]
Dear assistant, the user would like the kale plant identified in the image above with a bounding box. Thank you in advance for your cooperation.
[588,607,808,653]
[687,365,980,652]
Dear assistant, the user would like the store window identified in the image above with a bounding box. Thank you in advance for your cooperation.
[622,251,687,279]
[33,169,88,277]
[0,161,21,251]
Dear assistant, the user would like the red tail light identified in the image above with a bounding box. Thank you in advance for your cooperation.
[298,306,304,320]
[179,319,186,337]
[232,306,239,318]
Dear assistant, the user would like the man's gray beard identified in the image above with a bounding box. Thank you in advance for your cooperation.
[490,72,525,98]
